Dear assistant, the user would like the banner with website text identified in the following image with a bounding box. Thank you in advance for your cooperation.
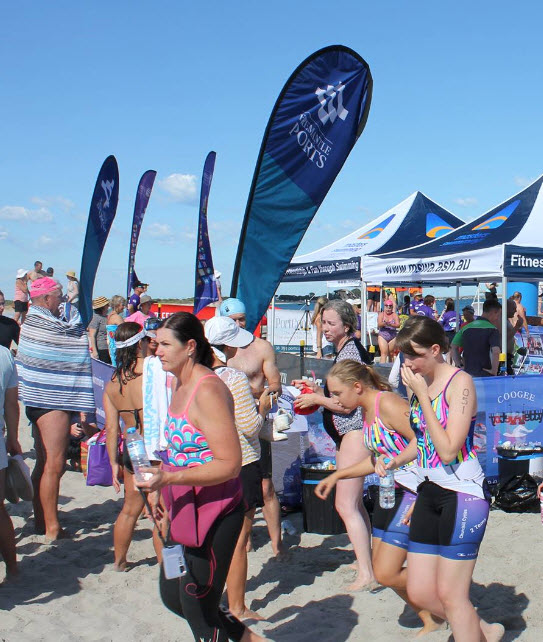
[193,152,218,315]
[79,155,119,327]
[231,45,373,332]
[126,170,156,301]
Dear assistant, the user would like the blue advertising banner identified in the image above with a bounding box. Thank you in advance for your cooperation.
[126,170,157,301]
[193,151,218,315]
[79,156,119,328]
[91,357,116,428]
[504,245,543,279]
[231,45,373,332]
[474,374,543,479]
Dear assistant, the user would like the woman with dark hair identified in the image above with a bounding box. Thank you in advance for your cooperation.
[293,299,375,591]
[136,312,263,642]
[315,359,443,635]
[438,298,457,345]
[393,316,503,641]
[105,322,151,571]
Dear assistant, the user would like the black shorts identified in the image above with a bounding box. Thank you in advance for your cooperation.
[372,486,416,550]
[97,348,112,364]
[368,290,380,302]
[26,406,55,424]
[258,439,272,479]
[14,300,28,313]
[408,481,490,561]
[240,460,264,511]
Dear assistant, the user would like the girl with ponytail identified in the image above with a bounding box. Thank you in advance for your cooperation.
[315,359,443,636]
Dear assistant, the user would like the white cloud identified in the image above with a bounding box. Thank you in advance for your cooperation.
[0,205,53,222]
[36,235,54,248]
[454,197,478,207]
[0,227,7,240]
[147,222,173,239]
[31,195,75,211]
[158,174,198,203]
[514,176,534,188]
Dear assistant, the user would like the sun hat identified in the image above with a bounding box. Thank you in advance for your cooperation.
[205,316,253,362]
[140,294,153,305]
[66,270,76,278]
[462,305,475,314]
[16,268,27,279]
[29,277,61,298]
[92,296,110,310]
[219,298,246,317]
[5,455,34,504]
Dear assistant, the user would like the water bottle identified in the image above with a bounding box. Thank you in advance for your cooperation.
[125,427,152,482]
[379,458,395,509]
[282,519,297,536]
[497,353,507,376]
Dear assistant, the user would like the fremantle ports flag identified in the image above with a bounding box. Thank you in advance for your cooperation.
[79,155,120,327]
[126,170,157,301]
[231,45,372,332]
[193,152,218,315]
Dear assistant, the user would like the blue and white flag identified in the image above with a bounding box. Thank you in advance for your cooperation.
[193,152,218,315]
[231,45,372,331]
[79,156,119,327]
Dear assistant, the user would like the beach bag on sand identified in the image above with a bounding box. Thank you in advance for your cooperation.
[161,462,242,548]
[85,429,113,487]
[493,473,540,513]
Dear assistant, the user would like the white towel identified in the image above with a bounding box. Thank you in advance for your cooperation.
[142,356,172,460]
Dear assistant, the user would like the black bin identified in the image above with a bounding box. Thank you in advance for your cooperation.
[497,446,543,483]
[301,466,346,535]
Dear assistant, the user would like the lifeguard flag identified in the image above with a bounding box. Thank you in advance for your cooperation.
[126,170,157,301]
[231,45,372,332]
[79,155,119,327]
[193,152,218,315]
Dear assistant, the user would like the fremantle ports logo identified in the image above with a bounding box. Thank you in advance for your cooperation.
[288,82,349,169]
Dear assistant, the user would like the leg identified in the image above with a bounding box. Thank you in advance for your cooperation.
[0,469,18,578]
[33,410,71,540]
[227,508,263,620]
[377,335,389,363]
[31,423,46,534]
[261,477,283,556]
[388,338,397,362]
[335,431,374,589]
[113,469,146,570]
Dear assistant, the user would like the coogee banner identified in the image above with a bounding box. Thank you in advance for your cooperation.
[283,257,360,282]
[231,45,373,332]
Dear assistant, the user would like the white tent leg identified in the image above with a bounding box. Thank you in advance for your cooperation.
[455,282,460,331]
[270,294,276,346]
[361,281,368,347]
[501,276,508,372]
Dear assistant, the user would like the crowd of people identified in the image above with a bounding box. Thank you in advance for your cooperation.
[1,269,538,641]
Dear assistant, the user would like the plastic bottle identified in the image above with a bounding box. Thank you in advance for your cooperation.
[125,427,152,482]
[282,519,297,536]
[497,353,507,376]
[379,458,395,509]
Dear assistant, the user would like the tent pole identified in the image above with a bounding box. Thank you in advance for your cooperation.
[455,281,460,333]
[501,276,508,371]
[361,281,368,347]
[270,294,276,346]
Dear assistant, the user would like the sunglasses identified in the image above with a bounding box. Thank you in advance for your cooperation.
[144,317,160,331]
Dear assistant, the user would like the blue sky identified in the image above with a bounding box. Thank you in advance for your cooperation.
[2,1,542,301]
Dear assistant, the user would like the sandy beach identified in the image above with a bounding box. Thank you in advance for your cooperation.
[1,406,541,642]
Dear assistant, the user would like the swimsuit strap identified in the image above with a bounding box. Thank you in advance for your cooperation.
[441,369,462,405]
[374,390,383,418]
[182,373,217,415]
[118,408,143,430]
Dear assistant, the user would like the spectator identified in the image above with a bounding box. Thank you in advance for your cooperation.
[409,292,424,315]
[88,296,111,363]
[451,298,501,377]
[461,304,475,327]
[0,345,22,579]
[16,277,94,542]
[46,267,54,278]
[128,282,146,315]
[27,261,47,283]
[13,269,29,325]
[511,291,530,337]
[65,271,79,307]
[125,294,155,327]
[0,291,20,351]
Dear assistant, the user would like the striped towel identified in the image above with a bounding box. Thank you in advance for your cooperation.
[16,305,95,412]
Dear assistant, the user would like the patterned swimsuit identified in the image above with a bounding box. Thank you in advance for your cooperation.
[164,374,215,467]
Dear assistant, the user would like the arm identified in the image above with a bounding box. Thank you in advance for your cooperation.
[376,393,417,470]
[138,377,242,491]
[261,340,282,394]
[88,328,98,356]
[377,312,385,328]
[401,366,476,464]
[104,386,122,493]
[4,387,22,455]
[314,315,323,358]
[231,373,266,440]
[450,344,463,367]
[487,346,499,376]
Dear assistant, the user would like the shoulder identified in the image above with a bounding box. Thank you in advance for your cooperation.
[379,390,409,416]
[448,368,474,393]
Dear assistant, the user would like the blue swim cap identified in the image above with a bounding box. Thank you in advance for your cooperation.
[219,298,246,316]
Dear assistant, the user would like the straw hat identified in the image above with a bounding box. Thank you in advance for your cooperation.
[92,296,109,310]
[66,270,76,278]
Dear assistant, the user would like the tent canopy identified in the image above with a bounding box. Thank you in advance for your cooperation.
[283,192,463,282]
[363,175,543,285]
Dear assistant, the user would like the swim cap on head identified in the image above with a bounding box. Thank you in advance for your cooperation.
[30,277,60,298]
[219,298,246,317]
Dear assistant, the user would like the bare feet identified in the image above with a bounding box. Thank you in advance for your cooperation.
[345,578,380,593]
[415,619,448,637]
[44,528,72,545]
[230,607,266,622]
[480,621,505,642]
[113,561,128,572]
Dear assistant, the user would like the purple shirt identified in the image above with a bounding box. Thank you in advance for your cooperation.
[440,310,457,332]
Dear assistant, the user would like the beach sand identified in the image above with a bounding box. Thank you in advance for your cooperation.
[1,407,541,641]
